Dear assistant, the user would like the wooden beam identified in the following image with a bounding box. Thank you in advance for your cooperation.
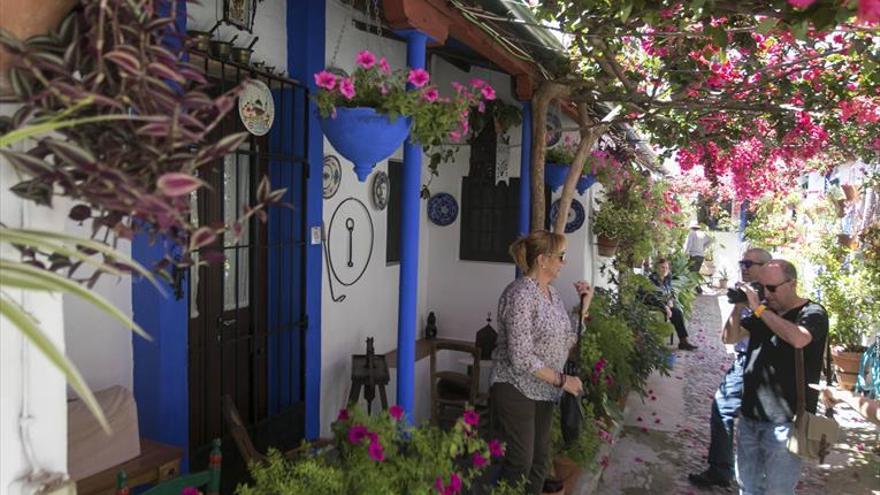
[383,0,539,99]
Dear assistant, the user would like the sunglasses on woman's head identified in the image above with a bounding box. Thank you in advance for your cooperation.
[739,260,764,269]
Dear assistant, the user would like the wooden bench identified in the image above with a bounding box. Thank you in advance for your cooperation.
[76,438,183,495]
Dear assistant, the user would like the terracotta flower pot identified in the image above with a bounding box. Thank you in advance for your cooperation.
[832,349,864,391]
[596,236,619,257]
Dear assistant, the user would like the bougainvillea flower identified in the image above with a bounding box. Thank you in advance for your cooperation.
[389,405,404,420]
[355,50,376,69]
[314,70,337,90]
[408,68,430,88]
[339,77,356,100]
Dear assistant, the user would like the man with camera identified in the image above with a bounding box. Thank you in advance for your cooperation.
[688,248,771,489]
[725,260,828,494]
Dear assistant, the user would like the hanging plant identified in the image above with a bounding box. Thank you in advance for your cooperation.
[314,50,494,181]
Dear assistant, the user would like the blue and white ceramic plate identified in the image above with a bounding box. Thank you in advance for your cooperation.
[372,170,389,210]
[428,192,458,226]
[549,198,585,233]
[323,155,342,199]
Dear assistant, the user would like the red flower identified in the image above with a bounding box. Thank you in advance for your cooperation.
[337,408,350,421]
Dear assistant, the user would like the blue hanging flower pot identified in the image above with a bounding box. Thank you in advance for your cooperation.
[545,162,569,192]
[319,107,411,182]
[546,162,598,196]
[576,174,598,195]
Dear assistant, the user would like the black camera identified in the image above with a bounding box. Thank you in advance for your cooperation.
[727,282,765,304]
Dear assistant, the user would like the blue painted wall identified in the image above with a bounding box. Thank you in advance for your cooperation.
[287,0,325,439]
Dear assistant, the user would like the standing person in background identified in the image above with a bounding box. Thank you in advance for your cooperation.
[723,260,828,494]
[648,258,698,351]
[684,222,713,293]
[490,230,593,494]
[688,248,772,488]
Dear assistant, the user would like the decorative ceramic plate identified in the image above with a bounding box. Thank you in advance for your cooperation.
[549,198,585,234]
[427,192,458,226]
[371,170,389,210]
[238,79,274,136]
[545,112,562,148]
[323,155,342,199]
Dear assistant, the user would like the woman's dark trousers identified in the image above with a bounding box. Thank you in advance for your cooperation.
[490,382,554,495]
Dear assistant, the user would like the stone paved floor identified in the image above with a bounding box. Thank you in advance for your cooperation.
[594,292,880,494]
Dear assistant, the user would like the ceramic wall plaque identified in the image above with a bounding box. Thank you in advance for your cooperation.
[238,79,274,136]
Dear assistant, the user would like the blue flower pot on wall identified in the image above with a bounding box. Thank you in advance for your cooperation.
[319,107,412,182]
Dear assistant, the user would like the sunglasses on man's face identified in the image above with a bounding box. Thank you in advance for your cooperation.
[764,279,791,293]
[739,260,765,269]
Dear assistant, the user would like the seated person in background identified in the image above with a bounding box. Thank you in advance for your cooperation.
[648,258,698,351]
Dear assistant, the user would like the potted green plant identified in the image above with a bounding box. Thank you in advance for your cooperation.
[717,267,729,289]
[314,51,493,181]
[235,406,524,494]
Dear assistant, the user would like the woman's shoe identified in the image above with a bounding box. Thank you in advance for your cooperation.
[678,341,698,351]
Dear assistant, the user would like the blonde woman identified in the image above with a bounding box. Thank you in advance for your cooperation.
[490,230,592,494]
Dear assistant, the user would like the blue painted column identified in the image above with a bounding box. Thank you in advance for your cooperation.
[287,0,325,440]
[396,30,429,420]
[516,101,532,278]
[518,101,532,238]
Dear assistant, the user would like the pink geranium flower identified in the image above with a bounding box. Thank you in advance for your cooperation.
[389,405,404,420]
[469,78,486,89]
[463,409,480,426]
[368,438,385,462]
[314,70,337,90]
[348,424,368,444]
[488,439,505,458]
[480,85,496,100]
[339,78,356,100]
[787,0,816,8]
[408,68,430,88]
[379,57,391,73]
[421,87,439,102]
[355,50,376,69]
[472,451,487,468]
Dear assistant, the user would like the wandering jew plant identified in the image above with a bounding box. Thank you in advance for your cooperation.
[0,0,286,282]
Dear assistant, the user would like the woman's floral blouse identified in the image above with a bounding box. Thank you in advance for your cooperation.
[491,276,576,401]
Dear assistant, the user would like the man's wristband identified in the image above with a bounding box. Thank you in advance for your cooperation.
[754,304,767,318]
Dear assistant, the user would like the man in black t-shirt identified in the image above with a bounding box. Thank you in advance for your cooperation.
[726,259,828,495]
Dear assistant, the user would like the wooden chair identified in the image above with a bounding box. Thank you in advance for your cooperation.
[429,341,487,429]
[222,394,332,466]
[115,439,220,495]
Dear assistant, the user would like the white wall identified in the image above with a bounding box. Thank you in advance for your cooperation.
[62,205,134,395]
[1,108,69,493]
[317,2,599,435]
[188,0,287,73]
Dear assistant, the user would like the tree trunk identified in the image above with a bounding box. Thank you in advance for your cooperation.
[553,103,607,234]
[530,81,570,231]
